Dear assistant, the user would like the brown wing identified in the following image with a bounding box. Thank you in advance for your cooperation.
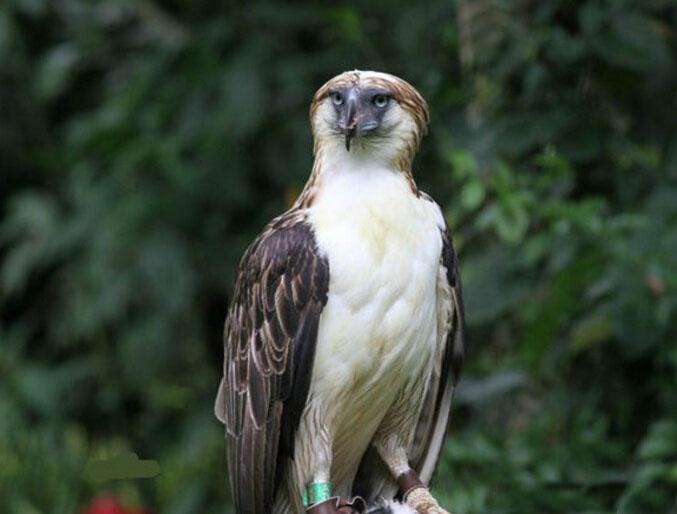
[214,214,329,514]
[409,224,465,484]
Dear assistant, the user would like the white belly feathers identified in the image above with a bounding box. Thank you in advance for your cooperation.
[305,163,443,488]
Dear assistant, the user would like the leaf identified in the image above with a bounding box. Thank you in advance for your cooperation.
[570,315,614,354]
[35,43,79,100]
[448,149,478,179]
[455,370,526,406]
[461,180,486,210]
[589,12,671,71]
[638,420,677,460]
[495,200,529,244]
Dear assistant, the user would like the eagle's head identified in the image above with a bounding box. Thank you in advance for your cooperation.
[310,70,429,169]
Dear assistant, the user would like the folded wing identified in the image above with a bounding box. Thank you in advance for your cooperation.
[215,214,330,513]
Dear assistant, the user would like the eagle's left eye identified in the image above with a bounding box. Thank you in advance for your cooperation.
[373,94,389,108]
[331,92,344,106]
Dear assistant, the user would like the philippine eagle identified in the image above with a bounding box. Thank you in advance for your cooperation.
[215,71,465,514]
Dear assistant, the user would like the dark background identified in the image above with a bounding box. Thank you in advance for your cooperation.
[1,1,676,513]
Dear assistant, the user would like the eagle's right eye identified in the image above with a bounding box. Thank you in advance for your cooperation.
[331,92,344,106]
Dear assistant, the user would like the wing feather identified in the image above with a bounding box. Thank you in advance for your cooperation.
[215,213,329,513]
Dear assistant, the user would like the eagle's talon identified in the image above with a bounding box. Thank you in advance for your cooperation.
[425,508,452,514]
[405,487,452,514]
[416,506,452,514]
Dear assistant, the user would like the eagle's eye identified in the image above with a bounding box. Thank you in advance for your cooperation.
[373,94,389,108]
[331,92,344,106]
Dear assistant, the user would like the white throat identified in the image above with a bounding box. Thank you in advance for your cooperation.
[306,149,437,271]
[311,158,413,217]
[311,139,415,203]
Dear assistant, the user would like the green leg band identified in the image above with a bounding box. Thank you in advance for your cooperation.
[305,481,333,505]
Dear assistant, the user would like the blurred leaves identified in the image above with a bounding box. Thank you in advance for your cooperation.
[1,0,676,513]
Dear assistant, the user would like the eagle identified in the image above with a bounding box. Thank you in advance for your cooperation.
[215,70,465,514]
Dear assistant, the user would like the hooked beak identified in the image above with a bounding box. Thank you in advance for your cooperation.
[341,95,358,151]
[337,87,381,151]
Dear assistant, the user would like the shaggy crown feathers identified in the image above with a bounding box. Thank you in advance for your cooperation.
[310,70,429,137]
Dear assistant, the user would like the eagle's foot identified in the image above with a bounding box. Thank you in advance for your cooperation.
[405,487,452,514]
[306,496,368,514]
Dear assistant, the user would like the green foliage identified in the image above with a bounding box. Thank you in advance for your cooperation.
[1,1,676,513]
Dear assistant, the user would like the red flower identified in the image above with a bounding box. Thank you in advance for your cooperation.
[81,496,127,514]
[81,495,152,514]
